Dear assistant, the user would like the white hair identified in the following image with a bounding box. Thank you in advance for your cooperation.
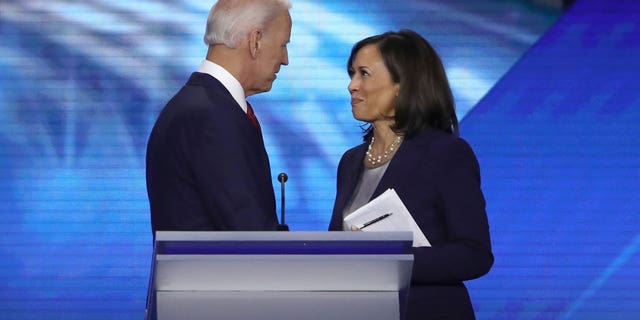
[204,0,292,48]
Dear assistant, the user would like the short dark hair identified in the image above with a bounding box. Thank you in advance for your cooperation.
[347,29,458,139]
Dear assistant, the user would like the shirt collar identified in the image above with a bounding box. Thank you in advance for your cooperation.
[197,59,248,113]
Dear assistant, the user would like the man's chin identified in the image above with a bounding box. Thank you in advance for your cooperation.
[262,82,275,93]
[249,80,275,96]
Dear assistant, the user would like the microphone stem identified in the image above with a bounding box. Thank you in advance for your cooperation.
[280,180,285,225]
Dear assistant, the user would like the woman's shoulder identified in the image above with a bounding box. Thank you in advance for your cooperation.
[341,142,367,159]
[409,128,477,162]
[412,128,469,147]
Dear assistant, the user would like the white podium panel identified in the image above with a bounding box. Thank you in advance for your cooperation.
[157,291,399,320]
[147,231,413,320]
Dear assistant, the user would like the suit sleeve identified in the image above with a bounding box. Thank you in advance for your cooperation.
[410,138,494,284]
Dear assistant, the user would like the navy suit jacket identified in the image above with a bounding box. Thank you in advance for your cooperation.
[146,72,278,233]
[329,128,493,319]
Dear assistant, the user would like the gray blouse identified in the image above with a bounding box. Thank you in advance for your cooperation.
[341,161,390,230]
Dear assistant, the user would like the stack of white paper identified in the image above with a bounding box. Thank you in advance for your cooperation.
[343,188,431,247]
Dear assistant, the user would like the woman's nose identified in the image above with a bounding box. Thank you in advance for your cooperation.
[348,79,358,93]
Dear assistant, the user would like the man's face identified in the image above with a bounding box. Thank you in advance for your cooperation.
[249,11,291,95]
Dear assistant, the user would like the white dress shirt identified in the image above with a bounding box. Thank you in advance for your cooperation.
[197,59,248,114]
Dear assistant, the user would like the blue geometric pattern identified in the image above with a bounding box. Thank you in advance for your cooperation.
[462,0,640,318]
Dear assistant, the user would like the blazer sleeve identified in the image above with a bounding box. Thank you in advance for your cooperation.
[410,138,494,284]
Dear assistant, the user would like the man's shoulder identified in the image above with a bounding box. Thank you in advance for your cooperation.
[167,73,234,108]
[185,72,224,89]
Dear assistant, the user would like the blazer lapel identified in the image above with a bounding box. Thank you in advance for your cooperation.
[189,72,272,184]
[370,137,423,200]
[334,144,367,215]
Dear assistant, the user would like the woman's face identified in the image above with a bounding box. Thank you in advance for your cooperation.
[348,44,399,124]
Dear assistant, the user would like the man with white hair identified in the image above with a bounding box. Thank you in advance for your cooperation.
[146,0,292,233]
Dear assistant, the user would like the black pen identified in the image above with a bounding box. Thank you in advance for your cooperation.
[359,213,393,229]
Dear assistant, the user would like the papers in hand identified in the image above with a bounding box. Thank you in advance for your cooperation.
[343,188,431,247]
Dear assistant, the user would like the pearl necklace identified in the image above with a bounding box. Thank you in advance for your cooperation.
[365,135,403,167]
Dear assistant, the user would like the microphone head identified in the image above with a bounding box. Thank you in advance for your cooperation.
[277,172,288,183]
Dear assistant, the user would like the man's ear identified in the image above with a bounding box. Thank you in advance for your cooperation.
[248,29,262,58]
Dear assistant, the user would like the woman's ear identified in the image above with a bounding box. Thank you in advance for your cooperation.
[249,29,262,58]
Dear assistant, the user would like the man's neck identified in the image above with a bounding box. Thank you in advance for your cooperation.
[206,45,251,94]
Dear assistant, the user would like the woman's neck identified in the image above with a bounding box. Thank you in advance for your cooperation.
[371,123,399,153]
[365,123,403,168]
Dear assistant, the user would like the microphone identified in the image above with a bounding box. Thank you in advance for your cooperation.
[276,172,289,231]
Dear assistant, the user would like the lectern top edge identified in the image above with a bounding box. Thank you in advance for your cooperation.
[155,231,413,242]
[153,231,414,255]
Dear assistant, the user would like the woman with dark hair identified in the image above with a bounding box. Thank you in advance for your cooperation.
[329,30,493,319]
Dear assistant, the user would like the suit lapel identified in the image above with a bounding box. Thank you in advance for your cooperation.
[370,136,423,200]
[337,135,425,210]
[334,144,366,215]
[189,72,272,185]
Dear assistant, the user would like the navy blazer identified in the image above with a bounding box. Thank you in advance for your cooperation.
[146,72,278,233]
[329,128,493,319]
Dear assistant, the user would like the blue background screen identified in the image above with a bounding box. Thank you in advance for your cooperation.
[1,0,638,319]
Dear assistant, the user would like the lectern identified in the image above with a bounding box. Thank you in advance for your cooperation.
[146,231,413,320]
